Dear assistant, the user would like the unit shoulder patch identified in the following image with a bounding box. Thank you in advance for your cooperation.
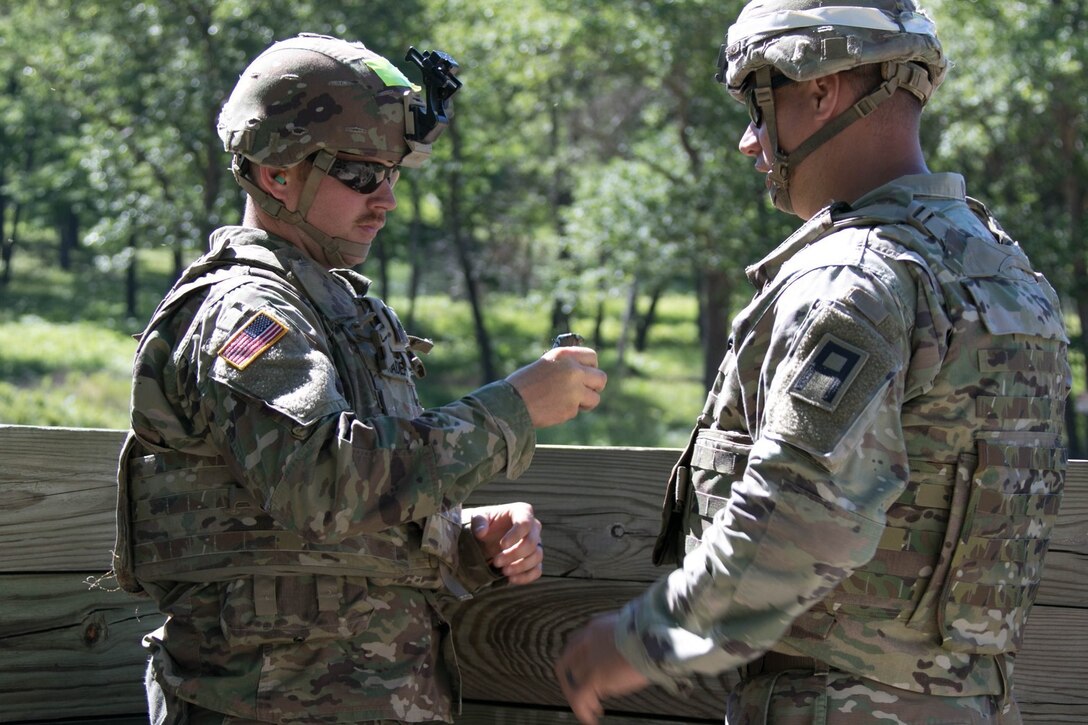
[789,333,870,412]
[218,310,289,370]
[764,298,903,465]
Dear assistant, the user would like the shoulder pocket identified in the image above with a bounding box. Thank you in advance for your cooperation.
[962,276,1067,342]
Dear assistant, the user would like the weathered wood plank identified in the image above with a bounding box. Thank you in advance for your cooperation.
[0,426,125,573]
[1,425,1086,724]
[0,705,709,725]
[1008,607,1088,708]
[458,703,717,724]
[447,577,1088,721]
[0,574,156,721]
[1,576,1084,724]
[6,428,1084,591]
[448,578,736,720]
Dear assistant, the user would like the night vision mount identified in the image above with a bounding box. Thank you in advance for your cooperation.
[404,47,462,145]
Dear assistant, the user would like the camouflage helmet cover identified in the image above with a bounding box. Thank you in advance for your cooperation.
[218,33,425,169]
[721,0,947,105]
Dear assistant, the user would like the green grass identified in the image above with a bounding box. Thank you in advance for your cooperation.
[0,243,707,446]
[0,318,137,427]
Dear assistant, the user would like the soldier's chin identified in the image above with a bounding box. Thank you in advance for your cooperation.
[336,239,372,267]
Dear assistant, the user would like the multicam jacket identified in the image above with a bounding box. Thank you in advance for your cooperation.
[113,226,535,723]
[628,174,1069,703]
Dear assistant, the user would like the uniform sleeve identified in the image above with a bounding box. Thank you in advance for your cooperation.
[176,280,535,545]
[616,261,916,688]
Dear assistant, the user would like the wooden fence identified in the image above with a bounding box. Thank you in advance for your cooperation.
[1,424,1085,724]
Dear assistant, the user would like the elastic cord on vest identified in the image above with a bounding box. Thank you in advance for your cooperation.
[231,150,366,268]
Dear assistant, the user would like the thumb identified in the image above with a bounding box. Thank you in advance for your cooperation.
[471,514,490,540]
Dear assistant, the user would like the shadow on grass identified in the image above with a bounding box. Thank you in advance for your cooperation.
[0,242,181,332]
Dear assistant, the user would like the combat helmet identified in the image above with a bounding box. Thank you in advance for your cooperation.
[218,33,460,266]
[718,1,947,214]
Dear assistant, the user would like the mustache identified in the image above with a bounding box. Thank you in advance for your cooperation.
[357,213,385,227]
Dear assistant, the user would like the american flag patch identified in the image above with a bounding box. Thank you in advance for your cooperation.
[218,311,289,370]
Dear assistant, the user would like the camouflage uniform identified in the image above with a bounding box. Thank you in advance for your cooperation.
[112,35,533,724]
[115,226,534,724]
[606,4,1070,722]
[632,173,1069,723]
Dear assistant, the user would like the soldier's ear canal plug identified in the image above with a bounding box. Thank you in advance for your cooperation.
[274,174,287,185]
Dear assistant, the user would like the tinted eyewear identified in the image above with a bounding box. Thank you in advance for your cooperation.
[328,157,401,195]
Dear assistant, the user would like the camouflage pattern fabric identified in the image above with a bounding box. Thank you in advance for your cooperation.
[218,33,422,168]
[121,225,536,723]
[726,668,1020,724]
[622,174,1069,720]
[720,1,947,103]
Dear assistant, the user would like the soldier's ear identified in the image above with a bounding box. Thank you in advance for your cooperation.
[256,165,292,200]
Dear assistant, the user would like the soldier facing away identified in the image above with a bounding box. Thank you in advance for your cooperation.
[556,2,1070,723]
[112,34,606,724]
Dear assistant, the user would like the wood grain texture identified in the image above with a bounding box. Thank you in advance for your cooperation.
[0,574,156,721]
[0,426,125,572]
[1,425,1086,724]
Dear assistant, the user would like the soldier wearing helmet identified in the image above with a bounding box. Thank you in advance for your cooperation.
[113,34,607,724]
[557,2,1069,723]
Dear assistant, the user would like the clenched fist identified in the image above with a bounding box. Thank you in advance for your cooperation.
[506,346,607,428]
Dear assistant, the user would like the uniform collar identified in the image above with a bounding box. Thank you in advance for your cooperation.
[746,173,966,288]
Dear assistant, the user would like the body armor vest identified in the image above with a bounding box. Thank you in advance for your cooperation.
[115,232,469,598]
[655,196,1068,676]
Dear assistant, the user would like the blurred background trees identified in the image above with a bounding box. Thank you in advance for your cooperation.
[1,0,1085,453]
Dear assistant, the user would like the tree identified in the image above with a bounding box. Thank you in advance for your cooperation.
[926,0,1088,454]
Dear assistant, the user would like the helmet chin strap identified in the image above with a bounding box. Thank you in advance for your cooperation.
[232,150,370,268]
[755,61,932,215]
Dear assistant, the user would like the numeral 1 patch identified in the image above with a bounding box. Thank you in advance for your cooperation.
[789,333,869,412]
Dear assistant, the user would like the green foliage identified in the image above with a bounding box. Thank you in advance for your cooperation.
[1,0,1086,446]
[0,318,135,427]
[0,244,704,445]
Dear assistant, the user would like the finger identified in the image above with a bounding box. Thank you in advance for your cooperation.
[503,543,544,584]
[497,518,533,551]
[497,512,539,551]
[579,388,602,412]
[470,514,490,540]
[569,687,603,725]
[505,562,542,585]
[565,670,609,722]
[549,346,599,367]
[494,527,542,570]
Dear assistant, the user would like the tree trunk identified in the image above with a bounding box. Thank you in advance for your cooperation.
[1060,105,1086,458]
[0,203,20,288]
[125,234,138,320]
[551,295,572,339]
[592,297,606,351]
[615,278,640,376]
[406,176,424,330]
[448,123,496,382]
[373,231,390,300]
[634,283,664,352]
[547,79,574,338]
[0,168,8,287]
[57,206,79,271]
[699,267,731,390]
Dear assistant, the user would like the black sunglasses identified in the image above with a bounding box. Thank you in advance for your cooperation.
[744,73,794,128]
[327,157,401,195]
